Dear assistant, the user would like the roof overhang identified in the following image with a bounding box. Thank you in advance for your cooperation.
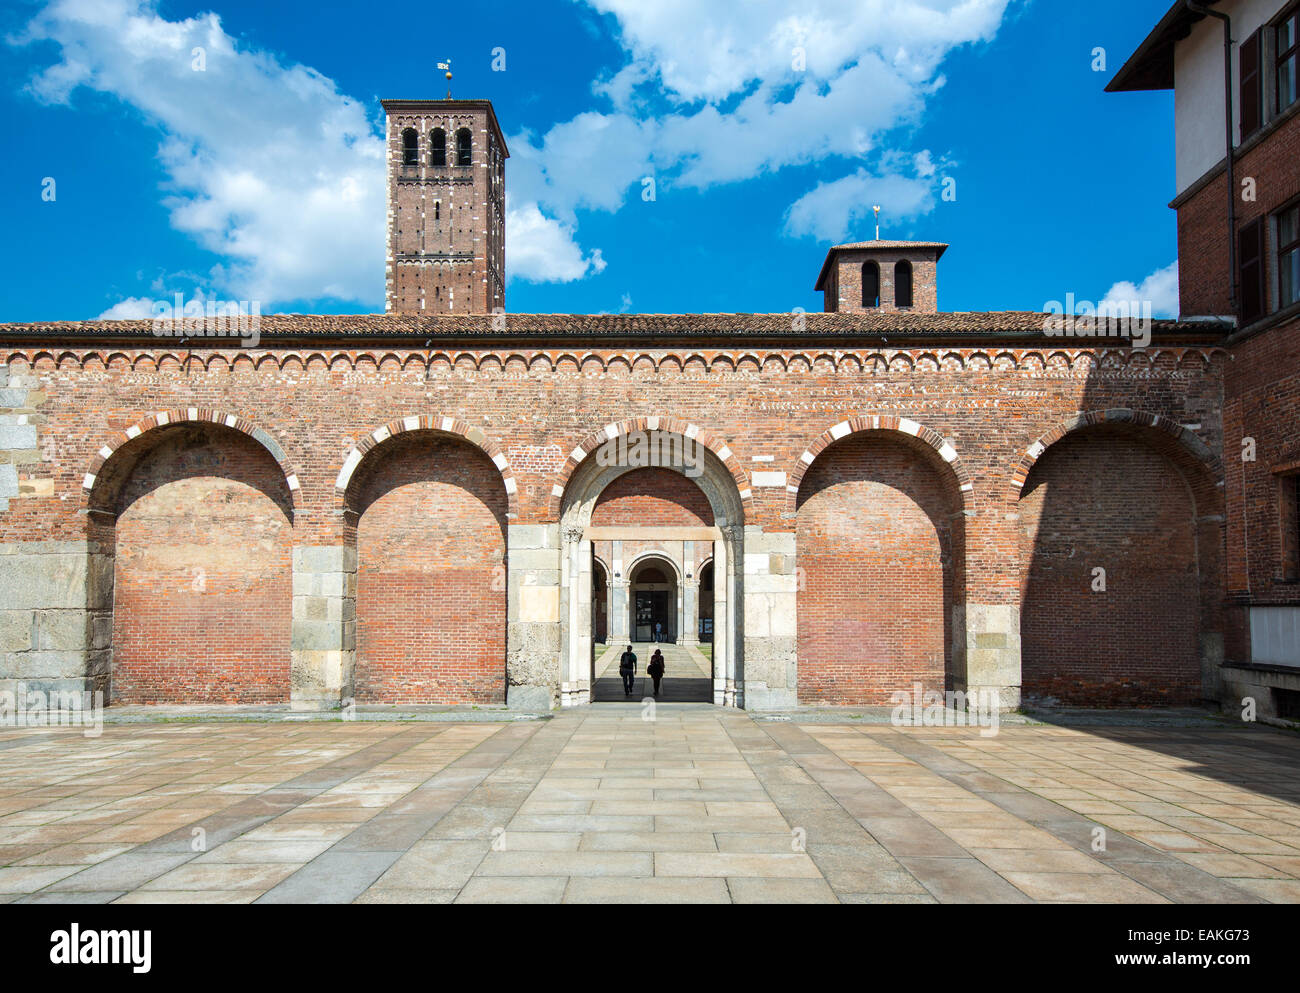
[1106,0,1221,93]
[814,243,949,292]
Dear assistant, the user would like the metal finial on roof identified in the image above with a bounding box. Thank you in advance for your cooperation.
[438,59,452,98]
[873,205,881,241]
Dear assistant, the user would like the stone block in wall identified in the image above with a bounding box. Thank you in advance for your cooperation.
[0,424,37,450]
[290,545,356,711]
[506,523,561,708]
[961,603,1021,710]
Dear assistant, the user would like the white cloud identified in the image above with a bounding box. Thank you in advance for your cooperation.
[506,201,607,283]
[1100,262,1180,319]
[96,296,156,320]
[17,0,385,309]
[783,165,938,242]
[513,0,1014,247]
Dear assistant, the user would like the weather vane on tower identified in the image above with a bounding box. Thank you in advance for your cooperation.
[438,58,453,99]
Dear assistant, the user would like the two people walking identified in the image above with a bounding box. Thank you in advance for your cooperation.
[618,644,667,697]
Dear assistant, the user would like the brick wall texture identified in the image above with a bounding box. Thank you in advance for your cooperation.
[351,434,507,704]
[796,434,958,704]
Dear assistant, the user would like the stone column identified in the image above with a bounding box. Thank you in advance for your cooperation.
[507,523,561,710]
[740,529,797,710]
[682,578,699,647]
[290,546,355,711]
[561,526,592,707]
[712,532,732,706]
[609,540,629,643]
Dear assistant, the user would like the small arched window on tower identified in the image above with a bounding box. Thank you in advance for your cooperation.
[430,128,446,167]
[401,128,418,166]
[862,261,881,309]
[895,259,914,309]
[434,201,441,222]
[456,128,472,166]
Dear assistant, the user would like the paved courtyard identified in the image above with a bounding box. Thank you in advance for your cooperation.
[2,709,1300,904]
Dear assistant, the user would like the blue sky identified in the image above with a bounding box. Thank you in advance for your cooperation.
[1,0,1180,322]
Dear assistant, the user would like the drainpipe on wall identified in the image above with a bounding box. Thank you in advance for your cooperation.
[1185,1,1240,318]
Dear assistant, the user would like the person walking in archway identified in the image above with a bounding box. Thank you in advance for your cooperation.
[648,648,665,697]
[619,645,637,697]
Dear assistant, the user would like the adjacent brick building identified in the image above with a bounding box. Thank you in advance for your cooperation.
[4,12,1292,714]
[1111,0,1300,718]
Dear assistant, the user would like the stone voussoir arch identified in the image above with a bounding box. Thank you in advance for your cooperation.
[1008,407,1223,500]
[83,407,302,509]
[335,414,519,518]
[786,414,975,515]
[547,416,751,519]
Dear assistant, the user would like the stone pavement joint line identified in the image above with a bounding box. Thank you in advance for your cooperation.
[0,712,1298,904]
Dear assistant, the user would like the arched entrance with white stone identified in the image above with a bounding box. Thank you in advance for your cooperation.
[556,423,747,707]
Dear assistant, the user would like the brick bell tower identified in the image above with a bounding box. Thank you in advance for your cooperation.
[381,98,508,314]
[815,240,947,314]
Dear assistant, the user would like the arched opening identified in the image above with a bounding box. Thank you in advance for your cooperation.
[592,557,609,645]
[401,128,419,166]
[895,259,914,308]
[697,561,715,643]
[796,432,966,705]
[345,432,508,704]
[559,432,745,707]
[456,128,472,166]
[1018,424,1215,706]
[90,422,294,704]
[430,128,446,167]
[862,261,881,308]
[628,556,679,643]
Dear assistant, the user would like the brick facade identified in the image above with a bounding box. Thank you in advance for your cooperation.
[0,328,1231,710]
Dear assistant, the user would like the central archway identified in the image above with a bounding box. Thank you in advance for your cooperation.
[557,425,746,707]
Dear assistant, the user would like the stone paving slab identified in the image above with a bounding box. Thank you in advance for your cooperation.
[0,711,1298,903]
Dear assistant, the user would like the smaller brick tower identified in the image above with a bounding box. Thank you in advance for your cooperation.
[815,241,947,314]
[382,98,508,314]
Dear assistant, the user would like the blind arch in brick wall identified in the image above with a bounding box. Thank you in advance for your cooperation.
[335,415,519,518]
[1009,408,1223,503]
[83,408,302,511]
[786,414,975,514]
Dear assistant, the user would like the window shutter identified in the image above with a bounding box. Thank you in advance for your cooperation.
[1239,216,1266,323]
[1241,30,1263,139]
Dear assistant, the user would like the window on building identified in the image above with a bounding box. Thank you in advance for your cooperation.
[862,261,880,308]
[895,260,914,308]
[1279,6,1299,114]
[401,128,418,166]
[434,201,441,222]
[1242,30,1263,139]
[456,128,472,166]
[1280,471,1300,581]
[1279,202,1300,309]
[430,128,446,167]
[1240,216,1266,323]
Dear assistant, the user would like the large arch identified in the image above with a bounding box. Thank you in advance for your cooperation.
[341,426,509,704]
[794,421,969,706]
[85,413,297,703]
[548,416,750,518]
[557,426,745,707]
[1016,411,1224,706]
[787,414,975,515]
[336,415,518,518]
